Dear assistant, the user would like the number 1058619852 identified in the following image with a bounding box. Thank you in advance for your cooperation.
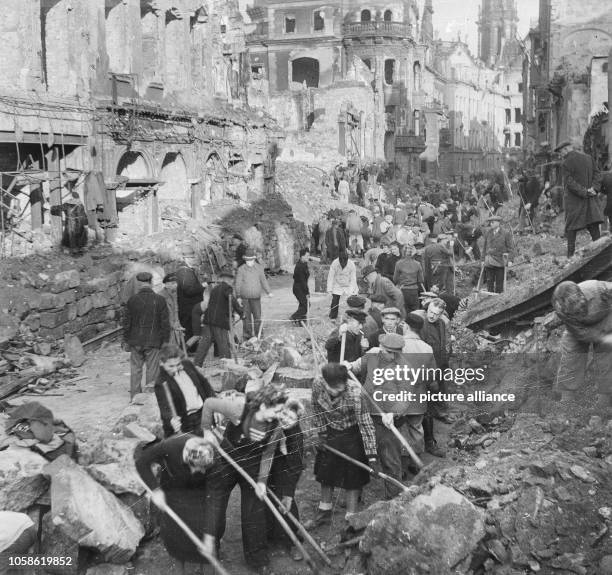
[3,555,74,568]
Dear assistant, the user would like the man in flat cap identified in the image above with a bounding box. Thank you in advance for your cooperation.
[325,308,369,363]
[422,234,454,293]
[369,307,404,347]
[482,215,514,293]
[362,265,405,319]
[347,333,435,498]
[413,298,453,456]
[123,271,170,400]
[555,140,604,257]
[347,295,379,345]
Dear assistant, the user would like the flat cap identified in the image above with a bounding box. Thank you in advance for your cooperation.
[347,295,367,309]
[361,265,376,278]
[379,333,405,351]
[381,307,402,317]
[405,312,424,330]
[488,215,502,222]
[370,294,386,303]
[345,309,367,322]
[554,140,572,153]
[136,271,152,282]
[244,248,256,259]
[219,268,235,279]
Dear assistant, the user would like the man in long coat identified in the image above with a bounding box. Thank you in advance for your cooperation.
[556,141,604,257]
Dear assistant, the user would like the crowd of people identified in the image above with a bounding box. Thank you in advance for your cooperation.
[115,150,612,574]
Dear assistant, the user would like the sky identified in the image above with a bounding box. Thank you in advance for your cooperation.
[432,0,540,54]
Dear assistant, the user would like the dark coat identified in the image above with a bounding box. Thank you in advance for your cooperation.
[202,281,242,330]
[600,172,612,216]
[50,202,88,249]
[174,266,204,339]
[123,287,170,348]
[562,150,604,231]
[293,260,310,295]
[325,328,364,362]
[154,360,214,437]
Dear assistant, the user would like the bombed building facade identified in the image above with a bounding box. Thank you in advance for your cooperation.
[0,0,280,248]
[523,0,612,163]
[246,0,525,182]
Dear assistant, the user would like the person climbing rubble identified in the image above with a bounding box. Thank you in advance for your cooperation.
[553,280,612,412]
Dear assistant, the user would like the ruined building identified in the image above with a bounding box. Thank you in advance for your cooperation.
[523,0,612,159]
[246,0,525,183]
[0,0,280,250]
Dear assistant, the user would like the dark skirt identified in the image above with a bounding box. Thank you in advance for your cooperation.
[314,425,370,490]
[161,487,208,563]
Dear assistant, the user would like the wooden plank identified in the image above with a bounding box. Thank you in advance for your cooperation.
[463,237,612,332]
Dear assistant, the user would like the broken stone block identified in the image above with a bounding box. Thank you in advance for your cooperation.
[274,367,314,388]
[91,292,110,309]
[64,334,85,367]
[86,277,112,293]
[24,313,41,332]
[362,485,485,573]
[77,296,93,316]
[50,270,81,293]
[33,341,53,356]
[40,308,71,329]
[44,455,144,563]
[123,422,156,444]
[0,448,49,511]
[40,513,80,574]
[281,346,303,368]
[87,463,144,496]
[0,313,19,345]
[219,359,252,391]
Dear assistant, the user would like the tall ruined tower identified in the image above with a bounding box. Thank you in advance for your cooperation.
[477,0,518,66]
[421,0,434,44]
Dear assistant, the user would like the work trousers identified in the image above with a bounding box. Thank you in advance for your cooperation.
[130,346,160,398]
[485,265,505,293]
[329,294,341,320]
[555,331,612,395]
[203,443,269,568]
[242,298,262,340]
[291,286,308,322]
[373,415,424,499]
[518,204,538,232]
[194,325,231,366]
[401,287,420,313]
[566,223,600,257]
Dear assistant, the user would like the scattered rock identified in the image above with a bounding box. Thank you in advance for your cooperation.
[123,423,156,444]
[600,555,612,574]
[64,334,85,366]
[87,463,145,496]
[281,346,303,368]
[44,455,144,563]
[362,485,485,573]
[0,448,49,511]
[570,465,596,483]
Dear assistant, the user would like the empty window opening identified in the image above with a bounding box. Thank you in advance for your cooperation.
[384,9,393,21]
[292,57,319,87]
[361,9,371,22]
[285,16,296,33]
[385,59,395,84]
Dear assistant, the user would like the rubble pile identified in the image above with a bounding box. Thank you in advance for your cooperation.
[218,190,310,271]
[344,412,612,574]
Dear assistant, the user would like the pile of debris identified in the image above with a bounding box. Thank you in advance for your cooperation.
[342,411,612,574]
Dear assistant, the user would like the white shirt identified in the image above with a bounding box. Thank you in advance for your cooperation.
[174,370,204,413]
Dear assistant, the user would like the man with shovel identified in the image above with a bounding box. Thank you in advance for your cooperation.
[482,215,514,293]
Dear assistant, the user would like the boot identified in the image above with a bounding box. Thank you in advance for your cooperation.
[423,415,446,457]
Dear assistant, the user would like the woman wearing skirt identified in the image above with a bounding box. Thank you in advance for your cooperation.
[135,434,216,574]
[310,363,379,527]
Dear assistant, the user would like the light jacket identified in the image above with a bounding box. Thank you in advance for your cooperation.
[235,263,271,299]
[327,258,358,296]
